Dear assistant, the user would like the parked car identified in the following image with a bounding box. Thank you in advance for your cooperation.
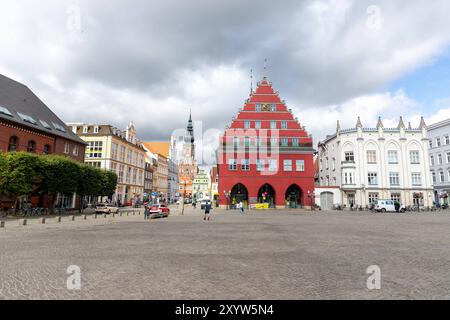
[200,199,211,210]
[95,203,120,214]
[149,204,170,218]
[374,200,406,213]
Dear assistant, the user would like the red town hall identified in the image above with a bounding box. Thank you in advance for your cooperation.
[217,76,315,209]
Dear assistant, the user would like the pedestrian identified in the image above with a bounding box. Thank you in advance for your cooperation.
[239,201,244,214]
[394,201,400,213]
[204,201,212,221]
[350,202,354,211]
[144,205,150,220]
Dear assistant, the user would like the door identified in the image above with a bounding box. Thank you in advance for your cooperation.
[320,192,333,210]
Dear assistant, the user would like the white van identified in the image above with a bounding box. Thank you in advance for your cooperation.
[374,199,406,213]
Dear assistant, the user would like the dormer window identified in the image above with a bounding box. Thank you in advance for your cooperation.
[18,112,37,125]
[83,126,88,134]
[255,104,261,112]
[0,106,13,117]
[40,120,52,130]
[270,104,277,112]
[52,122,66,133]
[94,126,99,133]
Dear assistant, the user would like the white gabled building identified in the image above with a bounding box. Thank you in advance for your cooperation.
[316,116,434,209]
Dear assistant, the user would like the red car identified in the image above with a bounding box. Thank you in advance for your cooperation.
[149,204,170,218]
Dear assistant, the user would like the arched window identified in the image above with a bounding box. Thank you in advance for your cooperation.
[43,144,51,154]
[27,140,36,153]
[8,136,19,151]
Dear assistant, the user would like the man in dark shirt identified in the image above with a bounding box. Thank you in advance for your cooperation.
[204,202,211,221]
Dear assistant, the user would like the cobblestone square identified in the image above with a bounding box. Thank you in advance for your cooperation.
[1,209,450,300]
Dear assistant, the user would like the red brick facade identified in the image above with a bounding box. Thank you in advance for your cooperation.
[217,78,315,209]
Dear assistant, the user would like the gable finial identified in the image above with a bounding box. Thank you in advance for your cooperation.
[356,116,363,128]
[419,116,427,130]
[397,116,406,129]
[250,69,253,94]
[263,58,268,79]
[376,116,384,129]
[336,120,341,133]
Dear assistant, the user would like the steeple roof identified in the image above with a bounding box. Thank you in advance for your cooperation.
[397,116,406,129]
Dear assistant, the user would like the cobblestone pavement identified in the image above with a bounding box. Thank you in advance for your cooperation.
[1,208,450,300]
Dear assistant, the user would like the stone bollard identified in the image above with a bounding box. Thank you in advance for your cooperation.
[20,219,27,226]
[119,212,123,217]
[94,214,98,219]
[133,211,136,216]
[41,218,46,224]
[0,221,5,228]
[103,214,107,218]
[127,212,129,216]
[71,215,75,221]
[84,215,87,220]
[56,216,62,223]
[112,213,115,218]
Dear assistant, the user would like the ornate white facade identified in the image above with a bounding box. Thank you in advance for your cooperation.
[317,117,433,209]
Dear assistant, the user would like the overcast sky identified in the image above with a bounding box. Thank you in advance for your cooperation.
[1,0,450,165]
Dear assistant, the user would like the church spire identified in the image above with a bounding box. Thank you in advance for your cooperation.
[419,116,427,130]
[397,116,406,129]
[356,116,363,128]
[376,116,384,129]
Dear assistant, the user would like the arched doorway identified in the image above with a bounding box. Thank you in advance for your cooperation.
[285,184,302,208]
[230,183,248,208]
[258,184,276,208]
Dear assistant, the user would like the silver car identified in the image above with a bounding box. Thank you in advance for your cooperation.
[95,203,120,214]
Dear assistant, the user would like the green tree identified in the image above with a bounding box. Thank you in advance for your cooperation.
[100,170,118,200]
[77,165,103,212]
[0,152,40,208]
[39,155,81,211]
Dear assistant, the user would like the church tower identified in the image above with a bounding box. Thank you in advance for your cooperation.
[183,111,195,160]
[178,111,198,199]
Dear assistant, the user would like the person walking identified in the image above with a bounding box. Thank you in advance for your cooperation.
[239,201,244,214]
[394,200,401,213]
[144,205,150,220]
[204,201,211,221]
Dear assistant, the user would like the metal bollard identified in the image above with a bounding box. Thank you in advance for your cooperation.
[127,212,129,216]
[103,214,107,218]
[94,214,98,219]
[56,216,62,223]
[119,212,123,217]
[20,219,27,226]
[84,215,87,220]
[41,218,46,224]
[0,221,5,228]
[112,213,115,218]
[71,215,75,221]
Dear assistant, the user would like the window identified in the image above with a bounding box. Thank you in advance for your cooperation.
[17,112,37,125]
[270,104,277,112]
[368,172,378,185]
[73,146,79,156]
[118,165,124,183]
[255,104,261,112]
[411,173,422,186]
[296,160,305,172]
[83,126,88,134]
[281,138,288,147]
[241,159,250,171]
[228,159,237,171]
[244,137,250,147]
[86,141,103,158]
[244,121,250,129]
[127,149,132,163]
[283,160,292,171]
[410,151,420,164]
[391,193,401,203]
[447,152,450,163]
[389,172,400,186]
[429,140,433,149]
[255,137,261,147]
[430,155,435,166]
[94,126,99,133]
[438,154,443,165]
[388,151,398,164]
[367,150,377,164]
[292,138,299,147]
[439,171,445,183]
[436,138,441,147]
[0,106,13,117]
[64,143,70,154]
[270,137,278,146]
[40,120,52,130]
[268,159,278,172]
[281,121,287,129]
[446,136,450,145]
[233,136,239,147]
[119,146,125,161]
[112,143,118,160]
[255,121,261,129]
[344,172,354,185]
[8,136,19,151]
[345,152,354,162]
[432,171,437,184]
[256,159,265,171]
[332,158,336,170]
[270,121,277,129]
[43,144,51,155]
[27,140,36,153]
[52,122,66,133]
[368,193,379,204]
